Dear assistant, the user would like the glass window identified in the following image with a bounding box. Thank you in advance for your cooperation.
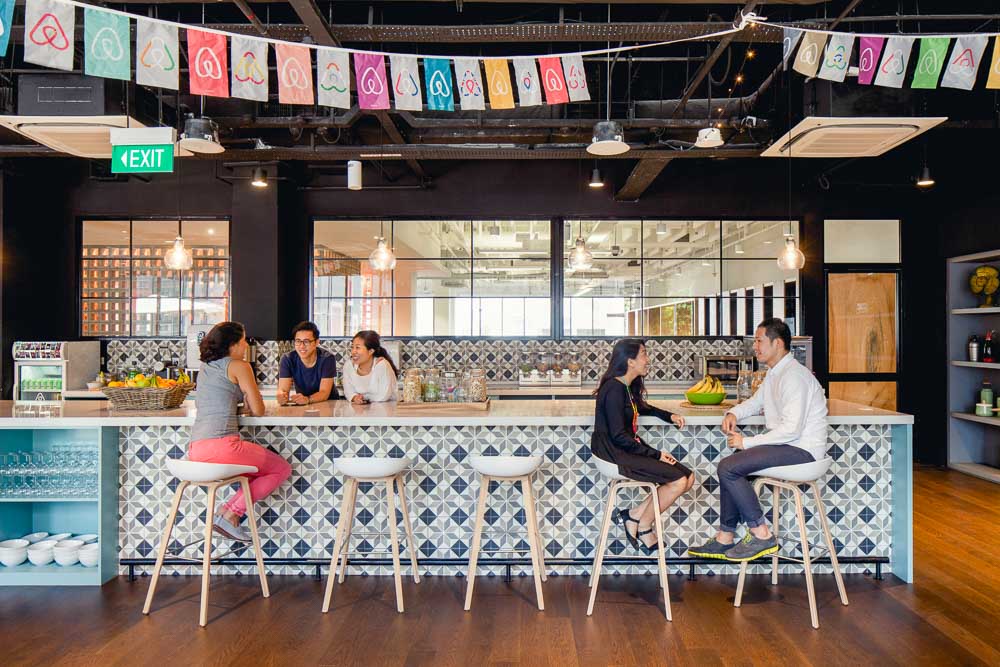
[314,220,551,336]
[565,220,799,337]
[81,219,230,337]
[824,219,900,263]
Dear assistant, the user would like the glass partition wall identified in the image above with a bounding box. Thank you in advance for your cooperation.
[314,219,799,338]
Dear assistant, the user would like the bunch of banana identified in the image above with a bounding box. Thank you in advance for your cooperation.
[687,375,724,395]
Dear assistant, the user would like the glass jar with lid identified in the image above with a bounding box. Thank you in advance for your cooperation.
[402,368,423,403]
[442,371,459,402]
[422,369,442,402]
[467,368,488,402]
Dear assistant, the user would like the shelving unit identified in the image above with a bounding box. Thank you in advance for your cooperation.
[0,427,118,585]
[947,249,1000,484]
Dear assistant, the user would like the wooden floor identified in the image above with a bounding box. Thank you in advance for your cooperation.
[3,468,998,667]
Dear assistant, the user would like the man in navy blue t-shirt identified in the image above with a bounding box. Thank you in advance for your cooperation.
[276,321,338,404]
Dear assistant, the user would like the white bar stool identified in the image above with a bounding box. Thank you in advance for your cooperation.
[587,456,671,620]
[142,459,270,627]
[464,455,547,611]
[733,457,849,629]
[322,457,420,614]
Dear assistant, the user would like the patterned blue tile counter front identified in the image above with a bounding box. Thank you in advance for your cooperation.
[0,399,914,584]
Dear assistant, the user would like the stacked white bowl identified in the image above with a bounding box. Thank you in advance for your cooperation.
[27,540,60,566]
[22,532,50,544]
[79,543,100,568]
[0,539,29,566]
[52,539,85,566]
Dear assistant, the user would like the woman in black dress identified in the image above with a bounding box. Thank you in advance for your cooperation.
[592,339,695,553]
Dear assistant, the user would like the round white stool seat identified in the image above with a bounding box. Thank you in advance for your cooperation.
[468,455,542,477]
[166,459,258,483]
[753,457,833,483]
[591,456,628,481]
[335,457,410,479]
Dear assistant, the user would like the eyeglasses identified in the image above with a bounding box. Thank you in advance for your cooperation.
[293,338,317,347]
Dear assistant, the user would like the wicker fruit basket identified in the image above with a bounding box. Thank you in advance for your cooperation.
[102,383,196,410]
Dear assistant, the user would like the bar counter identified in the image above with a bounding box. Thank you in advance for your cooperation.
[0,399,913,585]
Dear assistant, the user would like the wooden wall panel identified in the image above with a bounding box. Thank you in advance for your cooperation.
[829,381,897,411]
[828,273,897,373]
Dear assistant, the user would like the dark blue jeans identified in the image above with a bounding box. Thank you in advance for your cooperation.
[718,445,815,533]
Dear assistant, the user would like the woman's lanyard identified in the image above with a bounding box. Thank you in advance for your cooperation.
[623,383,640,441]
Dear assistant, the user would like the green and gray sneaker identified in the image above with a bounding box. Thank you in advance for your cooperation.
[687,538,734,560]
[724,533,779,561]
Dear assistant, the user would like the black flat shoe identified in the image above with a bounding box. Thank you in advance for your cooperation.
[617,508,641,550]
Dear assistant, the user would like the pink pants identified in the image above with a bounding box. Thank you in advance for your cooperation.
[188,435,292,517]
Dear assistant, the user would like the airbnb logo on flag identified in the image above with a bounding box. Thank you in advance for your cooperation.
[187,29,229,98]
[538,57,568,105]
[29,12,68,50]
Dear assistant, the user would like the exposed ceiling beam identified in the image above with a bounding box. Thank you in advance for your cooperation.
[372,110,428,179]
[231,0,269,36]
[285,0,340,47]
[672,0,760,118]
[614,158,673,201]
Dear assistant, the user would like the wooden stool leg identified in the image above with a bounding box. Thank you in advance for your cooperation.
[396,474,421,584]
[812,482,849,607]
[143,481,188,615]
[793,488,819,629]
[338,479,359,583]
[240,477,270,598]
[650,484,672,621]
[589,480,617,589]
[322,477,355,613]
[385,478,405,613]
[587,482,618,616]
[463,475,490,611]
[199,482,219,627]
[734,560,749,607]
[769,481,780,586]
[521,476,545,611]
[523,474,547,583]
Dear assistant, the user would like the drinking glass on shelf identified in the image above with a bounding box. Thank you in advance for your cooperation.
[736,369,752,402]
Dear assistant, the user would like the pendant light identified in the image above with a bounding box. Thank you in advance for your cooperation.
[369,221,396,272]
[250,166,268,188]
[587,8,629,156]
[589,166,604,188]
[347,160,362,190]
[178,116,224,154]
[164,236,193,270]
[776,221,805,271]
[568,221,594,271]
[915,165,935,188]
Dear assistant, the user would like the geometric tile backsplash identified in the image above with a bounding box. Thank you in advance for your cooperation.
[119,423,893,577]
[106,337,748,385]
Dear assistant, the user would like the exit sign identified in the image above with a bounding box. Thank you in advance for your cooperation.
[111,144,174,173]
[109,127,176,174]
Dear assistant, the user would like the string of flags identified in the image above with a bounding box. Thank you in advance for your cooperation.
[779,24,1000,90]
[5,0,1000,115]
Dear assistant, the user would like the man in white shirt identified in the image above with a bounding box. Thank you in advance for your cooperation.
[688,318,828,562]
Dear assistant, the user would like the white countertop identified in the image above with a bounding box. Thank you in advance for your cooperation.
[0,398,914,427]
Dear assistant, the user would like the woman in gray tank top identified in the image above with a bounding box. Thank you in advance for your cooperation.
[188,322,292,542]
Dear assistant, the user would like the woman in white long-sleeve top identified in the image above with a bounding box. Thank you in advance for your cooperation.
[342,330,399,403]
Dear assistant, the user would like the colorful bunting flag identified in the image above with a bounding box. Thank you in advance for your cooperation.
[817,34,853,82]
[941,35,988,90]
[389,55,423,111]
[782,28,803,70]
[910,38,949,89]
[24,0,74,71]
[986,37,1000,89]
[84,9,130,81]
[0,0,16,58]
[857,37,885,85]
[354,52,390,110]
[538,57,569,105]
[561,54,590,102]
[276,43,314,105]
[231,36,268,102]
[513,57,542,107]
[424,57,454,112]
[317,48,351,109]
[792,31,826,78]
[136,20,179,90]
[873,37,914,88]
[454,57,485,111]
[188,29,229,98]
[483,58,515,110]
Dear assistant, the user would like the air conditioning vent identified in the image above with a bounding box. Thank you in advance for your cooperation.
[0,115,192,159]
[762,116,947,158]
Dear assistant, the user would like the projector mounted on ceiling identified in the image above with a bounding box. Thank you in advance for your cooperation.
[762,116,948,158]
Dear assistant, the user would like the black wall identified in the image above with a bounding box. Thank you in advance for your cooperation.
[0,133,988,465]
